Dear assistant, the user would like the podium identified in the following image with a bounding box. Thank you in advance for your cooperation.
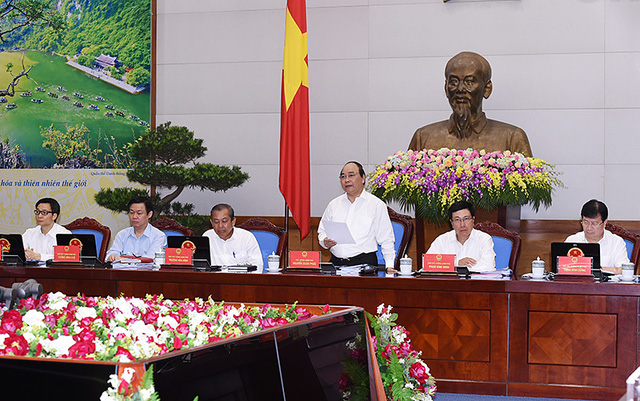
[0,304,369,400]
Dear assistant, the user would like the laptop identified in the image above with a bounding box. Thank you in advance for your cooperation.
[550,242,601,273]
[56,233,103,266]
[0,234,27,266]
[167,235,212,268]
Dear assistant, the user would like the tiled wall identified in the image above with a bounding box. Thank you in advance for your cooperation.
[156,0,640,221]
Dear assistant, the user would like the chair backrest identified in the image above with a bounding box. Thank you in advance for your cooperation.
[474,221,521,271]
[376,207,414,269]
[151,217,194,238]
[236,218,287,271]
[63,217,112,261]
[605,222,640,273]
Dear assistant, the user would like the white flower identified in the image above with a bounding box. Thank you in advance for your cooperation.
[377,303,386,314]
[47,291,69,310]
[22,310,45,328]
[41,335,75,357]
[76,306,97,320]
[121,367,136,383]
[158,315,178,329]
[0,333,9,349]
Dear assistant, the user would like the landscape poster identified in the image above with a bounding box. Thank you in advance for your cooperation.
[0,0,151,168]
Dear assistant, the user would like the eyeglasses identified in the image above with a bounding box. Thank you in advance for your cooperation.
[451,216,474,224]
[581,220,604,229]
[34,210,53,216]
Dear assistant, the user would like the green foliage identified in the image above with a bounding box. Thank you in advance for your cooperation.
[41,123,102,167]
[109,66,122,80]
[76,54,92,67]
[131,122,205,165]
[94,188,153,213]
[0,0,66,44]
[126,65,150,87]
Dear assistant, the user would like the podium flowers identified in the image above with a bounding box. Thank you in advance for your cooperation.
[369,148,562,223]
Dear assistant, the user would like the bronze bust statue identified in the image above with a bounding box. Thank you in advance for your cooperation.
[409,51,533,156]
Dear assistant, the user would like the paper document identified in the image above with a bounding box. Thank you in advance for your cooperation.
[323,221,356,244]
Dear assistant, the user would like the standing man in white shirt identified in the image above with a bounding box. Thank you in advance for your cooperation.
[106,196,167,261]
[318,161,395,269]
[565,199,629,275]
[23,197,71,261]
[202,203,263,271]
[426,201,496,272]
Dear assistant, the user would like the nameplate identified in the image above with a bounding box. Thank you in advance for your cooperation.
[54,245,80,262]
[165,247,193,265]
[423,253,455,272]
[557,256,592,275]
[289,251,320,268]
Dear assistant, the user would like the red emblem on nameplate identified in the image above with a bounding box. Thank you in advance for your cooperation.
[289,251,320,268]
[165,247,193,265]
[0,238,10,253]
[568,247,585,257]
[423,254,456,272]
[54,245,80,262]
[69,237,84,251]
[557,256,592,275]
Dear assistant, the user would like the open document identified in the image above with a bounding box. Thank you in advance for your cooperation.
[323,221,356,244]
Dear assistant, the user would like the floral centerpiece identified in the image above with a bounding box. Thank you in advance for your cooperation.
[340,304,436,401]
[0,292,325,400]
[369,148,562,223]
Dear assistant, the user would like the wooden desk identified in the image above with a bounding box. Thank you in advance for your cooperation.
[0,267,636,400]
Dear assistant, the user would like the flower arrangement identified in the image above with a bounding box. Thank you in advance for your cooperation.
[340,304,437,401]
[369,148,562,223]
[0,292,323,400]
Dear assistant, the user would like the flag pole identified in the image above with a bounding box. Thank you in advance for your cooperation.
[284,204,289,268]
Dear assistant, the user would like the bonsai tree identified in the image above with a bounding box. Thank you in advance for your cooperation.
[95,122,249,216]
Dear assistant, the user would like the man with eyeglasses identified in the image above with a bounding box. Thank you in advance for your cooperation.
[22,197,71,261]
[106,196,167,262]
[318,161,395,269]
[565,199,628,275]
[425,200,496,271]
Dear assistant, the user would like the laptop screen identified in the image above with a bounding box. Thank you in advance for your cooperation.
[166,236,211,265]
[550,242,601,273]
[0,234,27,265]
[56,234,98,260]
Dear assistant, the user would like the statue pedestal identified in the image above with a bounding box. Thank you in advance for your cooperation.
[415,205,521,257]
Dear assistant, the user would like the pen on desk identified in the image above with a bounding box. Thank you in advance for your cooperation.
[233,252,236,258]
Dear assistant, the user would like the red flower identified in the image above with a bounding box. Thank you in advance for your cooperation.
[176,323,189,335]
[73,328,96,342]
[67,340,96,359]
[1,333,29,356]
[409,362,430,385]
[173,336,183,350]
[142,310,159,325]
[0,310,23,333]
[338,372,352,392]
[322,304,331,314]
[115,346,134,361]
[276,318,289,326]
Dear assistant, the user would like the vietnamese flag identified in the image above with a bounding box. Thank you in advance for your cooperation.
[279,0,310,240]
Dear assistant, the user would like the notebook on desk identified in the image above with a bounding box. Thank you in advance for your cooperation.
[167,235,211,267]
[0,234,27,265]
[550,242,600,274]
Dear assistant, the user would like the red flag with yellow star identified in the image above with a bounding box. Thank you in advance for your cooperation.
[279,0,310,239]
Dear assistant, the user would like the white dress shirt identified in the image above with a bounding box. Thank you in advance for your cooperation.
[107,224,167,259]
[22,223,71,261]
[565,230,629,268]
[426,228,496,272]
[318,191,395,268]
[203,227,263,271]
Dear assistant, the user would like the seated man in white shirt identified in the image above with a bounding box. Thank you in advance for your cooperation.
[106,196,167,261]
[426,201,496,272]
[318,161,395,270]
[202,203,263,271]
[23,197,71,261]
[565,199,629,275]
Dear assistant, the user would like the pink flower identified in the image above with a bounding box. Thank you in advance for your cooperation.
[261,317,277,329]
[173,336,183,350]
[294,307,312,321]
[176,323,189,335]
[322,304,331,314]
